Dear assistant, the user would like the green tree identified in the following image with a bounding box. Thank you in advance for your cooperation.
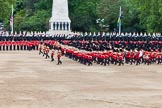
[0,0,15,20]
[69,0,100,32]
[96,0,144,32]
[0,0,16,30]
[131,0,162,32]
[14,10,25,31]
[2,0,161,32]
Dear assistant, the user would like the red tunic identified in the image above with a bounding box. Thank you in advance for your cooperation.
[57,53,61,58]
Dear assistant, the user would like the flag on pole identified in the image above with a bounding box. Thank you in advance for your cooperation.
[10,4,14,34]
[117,6,122,34]
[117,17,121,27]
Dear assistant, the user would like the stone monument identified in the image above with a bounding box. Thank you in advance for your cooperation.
[48,0,71,35]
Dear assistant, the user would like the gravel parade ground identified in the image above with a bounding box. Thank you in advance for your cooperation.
[0,51,162,108]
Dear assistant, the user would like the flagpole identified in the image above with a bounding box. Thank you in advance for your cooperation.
[11,4,14,34]
[119,6,121,35]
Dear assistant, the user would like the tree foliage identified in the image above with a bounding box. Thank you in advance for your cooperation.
[131,0,162,32]
[0,0,162,32]
[0,0,16,21]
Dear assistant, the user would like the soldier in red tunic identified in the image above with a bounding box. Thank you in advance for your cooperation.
[130,51,135,65]
[157,53,162,64]
[112,52,117,65]
[105,53,110,65]
[135,51,140,65]
[45,47,50,59]
[9,41,12,50]
[20,41,23,50]
[118,52,124,66]
[42,45,46,57]
[57,50,62,65]
[6,41,9,51]
[51,49,55,61]
[2,41,5,51]
[23,41,27,50]
[17,41,20,50]
[38,43,43,55]
[13,41,16,50]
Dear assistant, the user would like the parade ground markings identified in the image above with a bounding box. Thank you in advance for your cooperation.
[0,51,162,108]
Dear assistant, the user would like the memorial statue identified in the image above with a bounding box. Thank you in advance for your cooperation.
[48,0,71,35]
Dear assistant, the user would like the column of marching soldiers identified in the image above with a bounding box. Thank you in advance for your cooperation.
[0,32,162,66]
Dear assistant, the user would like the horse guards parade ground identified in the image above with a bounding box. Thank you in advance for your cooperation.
[0,50,161,108]
[1,0,162,107]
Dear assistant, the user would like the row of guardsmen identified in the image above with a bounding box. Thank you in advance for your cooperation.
[63,48,162,66]
[67,32,162,41]
[0,38,161,66]
[0,41,39,51]
[1,32,162,42]
[39,40,162,66]
[0,35,67,41]
[60,40,162,53]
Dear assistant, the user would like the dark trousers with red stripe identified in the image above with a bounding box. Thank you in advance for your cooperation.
[57,57,62,65]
